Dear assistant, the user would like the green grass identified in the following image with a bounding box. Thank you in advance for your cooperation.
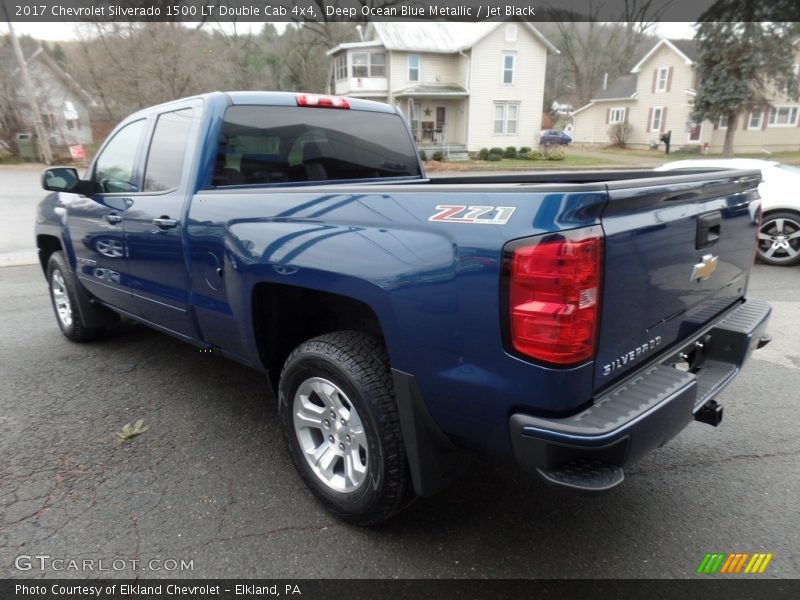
[594,147,800,162]
[467,154,622,169]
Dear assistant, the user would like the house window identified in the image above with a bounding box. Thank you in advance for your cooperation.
[650,106,664,131]
[768,106,798,127]
[718,115,729,129]
[335,55,347,81]
[350,52,385,78]
[655,67,669,92]
[502,54,515,85]
[408,54,420,82]
[748,111,763,129]
[352,53,368,78]
[493,102,519,135]
[505,24,517,42]
[369,52,386,77]
[609,107,626,124]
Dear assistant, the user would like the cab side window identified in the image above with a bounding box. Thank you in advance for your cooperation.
[143,108,194,192]
[93,119,147,194]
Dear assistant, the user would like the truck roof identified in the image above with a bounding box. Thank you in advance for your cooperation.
[127,91,397,119]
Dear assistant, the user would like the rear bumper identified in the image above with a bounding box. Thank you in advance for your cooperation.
[509,297,771,492]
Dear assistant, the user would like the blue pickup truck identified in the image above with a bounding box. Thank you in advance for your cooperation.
[36,92,771,524]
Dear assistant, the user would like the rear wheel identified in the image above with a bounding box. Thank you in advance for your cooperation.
[278,331,413,525]
[757,211,800,266]
[46,251,106,341]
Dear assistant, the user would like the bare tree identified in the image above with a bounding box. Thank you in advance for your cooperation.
[67,23,226,117]
[272,22,358,93]
[540,0,670,107]
[0,57,26,156]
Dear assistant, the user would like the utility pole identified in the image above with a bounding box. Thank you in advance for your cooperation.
[2,14,53,164]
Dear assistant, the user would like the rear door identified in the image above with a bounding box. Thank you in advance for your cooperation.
[595,170,761,387]
[124,104,199,339]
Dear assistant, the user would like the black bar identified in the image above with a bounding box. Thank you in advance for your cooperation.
[3,579,800,600]
[3,0,800,23]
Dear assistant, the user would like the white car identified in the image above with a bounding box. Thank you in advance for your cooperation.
[656,158,800,266]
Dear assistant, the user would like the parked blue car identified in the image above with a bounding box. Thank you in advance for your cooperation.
[539,129,572,145]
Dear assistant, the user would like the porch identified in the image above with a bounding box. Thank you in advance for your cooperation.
[394,84,469,158]
[417,143,470,161]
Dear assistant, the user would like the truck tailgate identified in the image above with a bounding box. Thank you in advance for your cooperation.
[595,170,761,387]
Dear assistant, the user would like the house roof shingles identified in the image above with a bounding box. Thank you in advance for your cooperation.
[668,39,698,62]
[593,74,638,101]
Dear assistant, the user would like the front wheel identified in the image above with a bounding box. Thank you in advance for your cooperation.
[757,211,800,266]
[46,251,106,341]
[278,331,413,525]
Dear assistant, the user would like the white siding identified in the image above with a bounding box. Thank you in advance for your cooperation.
[388,51,464,91]
[467,25,547,151]
[27,60,93,146]
[573,101,636,145]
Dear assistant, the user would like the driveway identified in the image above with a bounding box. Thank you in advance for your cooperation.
[0,165,41,266]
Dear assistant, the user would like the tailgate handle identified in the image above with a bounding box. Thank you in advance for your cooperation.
[696,212,721,249]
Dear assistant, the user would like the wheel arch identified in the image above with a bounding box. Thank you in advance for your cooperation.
[36,234,64,276]
[251,282,386,391]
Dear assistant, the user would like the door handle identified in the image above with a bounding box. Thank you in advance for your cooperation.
[105,213,123,225]
[152,217,178,229]
[696,211,721,249]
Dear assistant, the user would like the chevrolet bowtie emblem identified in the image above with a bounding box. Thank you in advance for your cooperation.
[691,254,719,282]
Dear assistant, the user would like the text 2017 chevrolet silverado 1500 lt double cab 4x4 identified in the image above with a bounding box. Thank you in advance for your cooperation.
[36,92,771,524]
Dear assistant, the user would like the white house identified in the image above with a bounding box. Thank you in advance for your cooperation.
[0,46,96,151]
[327,22,558,156]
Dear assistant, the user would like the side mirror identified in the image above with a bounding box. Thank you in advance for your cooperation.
[41,167,92,195]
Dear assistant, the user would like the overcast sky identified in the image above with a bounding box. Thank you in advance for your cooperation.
[3,21,696,42]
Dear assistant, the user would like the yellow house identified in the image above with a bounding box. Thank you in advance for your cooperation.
[573,38,800,152]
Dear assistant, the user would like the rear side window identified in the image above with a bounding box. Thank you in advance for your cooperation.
[144,108,194,192]
[213,105,420,186]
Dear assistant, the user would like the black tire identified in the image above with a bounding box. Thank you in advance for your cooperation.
[46,251,106,342]
[757,211,800,266]
[278,331,413,525]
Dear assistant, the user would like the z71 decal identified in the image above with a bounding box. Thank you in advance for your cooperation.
[428,205,516,225]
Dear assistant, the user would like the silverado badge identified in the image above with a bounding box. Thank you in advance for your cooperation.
[691,254,718,282]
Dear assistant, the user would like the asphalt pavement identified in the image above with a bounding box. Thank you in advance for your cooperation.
[0,167,798,579]
[0,166,42,267]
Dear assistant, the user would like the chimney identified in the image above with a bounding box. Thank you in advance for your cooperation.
[603,73,608,90]
[356,25,364,42]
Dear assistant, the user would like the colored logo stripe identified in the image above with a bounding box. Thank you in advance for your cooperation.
[697,552,773,574]
[697,553,726,574]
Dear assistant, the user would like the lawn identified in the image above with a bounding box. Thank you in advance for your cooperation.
[591,146,800,163]
[424,153,623,172]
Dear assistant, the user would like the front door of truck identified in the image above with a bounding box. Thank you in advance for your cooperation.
[124,106,197,339]
[68,118,148,314]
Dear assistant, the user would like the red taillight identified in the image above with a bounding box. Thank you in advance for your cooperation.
[296,94,350,109]
[506,226,603,365]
